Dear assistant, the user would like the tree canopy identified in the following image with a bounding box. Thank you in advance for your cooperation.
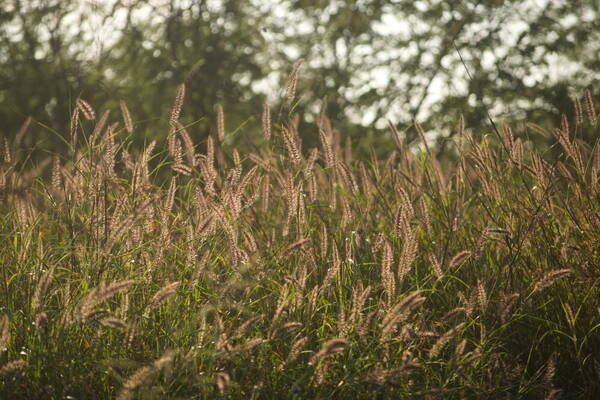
[1,0,598,152]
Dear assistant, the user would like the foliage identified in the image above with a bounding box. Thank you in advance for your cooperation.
[281,0,600,139]
[1,0,598,152]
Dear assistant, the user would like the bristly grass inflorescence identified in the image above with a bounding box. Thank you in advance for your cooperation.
[0,79,598,399]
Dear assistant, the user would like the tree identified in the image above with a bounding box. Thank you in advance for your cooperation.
[0,0,273,151]
[103,0,272,143]
[278,0,599,145]
[0,1,103,148]
[1,0,598,157]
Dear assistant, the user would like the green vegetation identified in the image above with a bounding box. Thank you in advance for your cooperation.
[0,81,599,399]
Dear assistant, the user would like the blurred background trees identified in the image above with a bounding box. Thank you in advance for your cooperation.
[1,0,598,154]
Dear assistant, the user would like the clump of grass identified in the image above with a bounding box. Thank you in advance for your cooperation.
[0,80,599,399]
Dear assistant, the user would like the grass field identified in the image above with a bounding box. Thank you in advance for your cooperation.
[1,86,599,399]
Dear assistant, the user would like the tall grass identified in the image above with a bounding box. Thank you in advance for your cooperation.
[0,84,599,399]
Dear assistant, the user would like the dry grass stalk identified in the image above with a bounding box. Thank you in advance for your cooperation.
[415,122,446,189]
[337,161,358,194]
[270,287,290,330]
[428,254,443,280]
[398,228,418,282]
[147,281,180,311]
[367,362,421,385]
[170,135,183,166]
[441,307,465,323]
[34,312,48,329]
[101,317,129,332]
[172,141,192,176]
[371,232,385,255]
[583,88,597,124]
[281,238,310,257]
[91,109,110,142]
[216,104,225,141]
[320,223,329,259]
[261,174,270,212]
[282,126,302,165]
[456,114,465,150]
[51,157,62,193]
[556,161,573,180]
[228,338,264,355]
[381,241,395,304]
[165,176,177,211]
[380,292,426,343]
[31,265,56,312]
[282,174,298,236]
[454,338,467,360]
[262,103,271,140]
[304,147,318,178]
[319,128,335,169]
[231,315,263,341]
[0,169,8,192]
[320,244,340,292]
[117,352,174,400]
[477,279,487,311]
[140,139,156,182]
[393,205,408,239]
[388,120,404,151]
[285,336,308,366]
[560,114,569,137]
[554,127,584,173]
[0,359,26,376]
[206,135,215,172]
[76,98,95,120]
[285,59,304,104]
[358,162,373,200]
[543,352,557,386]
[498,293,520,323]
[14,116,31,147]
[170,84,185,125]
[573,96,583,125]
[309,338,349,365]
[350,286,371,327]
[72,280,135,324]
[331,306,346,339]
[526,122,550,138]
[545,388,562,400]
[502,123,515,153]
[69,107,80,149]
[464,289,478,317]
[307,170,317,202]
[335,162,352,194]
[215,372,231,395]
[358,309,378,338]
[120,101,133,133]
[2,138,11,165]
[448,250,472,269]
[340,195,352,228]
[306,286,319,312]
[242,229,258,254]
[533,269,571,292]
[563,303,576,328]
[0,315,9,351]
[175,121,195,166]
[281,322,303,330]
[102,124,117,177]
[419,197,432,233]
[314,360,331,384]
[592,148,600,196]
